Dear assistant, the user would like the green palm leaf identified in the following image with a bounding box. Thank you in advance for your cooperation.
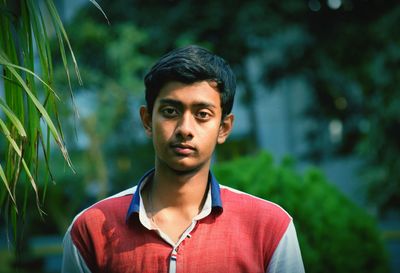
[0,119,43,215]
[1,55,73,167]
[0,0,109,243]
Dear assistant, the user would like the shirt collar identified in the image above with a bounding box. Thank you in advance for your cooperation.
[126,168,223,221]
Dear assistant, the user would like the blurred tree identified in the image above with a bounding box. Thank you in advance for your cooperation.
[269,1,400,213]
[70,0,399,213]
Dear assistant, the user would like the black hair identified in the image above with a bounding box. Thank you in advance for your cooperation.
[144,45,236,117]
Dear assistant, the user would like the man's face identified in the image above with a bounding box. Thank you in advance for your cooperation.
[141,81,233,173]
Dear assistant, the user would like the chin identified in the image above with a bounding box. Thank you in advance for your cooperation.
[169,163,198,174]
[157,155,210,174]
[168,160,208,175]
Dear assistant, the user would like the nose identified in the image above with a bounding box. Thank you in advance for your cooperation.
[175,112,194,140]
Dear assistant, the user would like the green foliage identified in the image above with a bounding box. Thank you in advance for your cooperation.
[55,18,151,93]
[295,3,400,212]
[213,152,390,273]
[50,13,155,204]
[0,0,77,240]
[74,0,400,212]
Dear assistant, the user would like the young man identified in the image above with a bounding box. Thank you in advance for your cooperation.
[62,45,305,273]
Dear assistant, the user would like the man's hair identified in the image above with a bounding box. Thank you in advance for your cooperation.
[144,45,236,117]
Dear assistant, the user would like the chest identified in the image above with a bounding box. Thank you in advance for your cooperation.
[96,217,268,273]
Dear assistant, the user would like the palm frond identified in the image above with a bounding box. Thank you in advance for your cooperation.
[0,0,93,242]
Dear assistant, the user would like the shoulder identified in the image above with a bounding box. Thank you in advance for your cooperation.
[69,186,137,235]
[63,187,138,272]
[218,185,296,264]
[219,185,292,225]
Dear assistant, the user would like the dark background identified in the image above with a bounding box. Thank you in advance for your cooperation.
[0,0,399,272]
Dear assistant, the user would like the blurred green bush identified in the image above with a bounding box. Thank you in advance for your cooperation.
[213,152,389,273]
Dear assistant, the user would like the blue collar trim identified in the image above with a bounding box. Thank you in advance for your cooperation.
[126,169,223,221]
[209,171,223,209]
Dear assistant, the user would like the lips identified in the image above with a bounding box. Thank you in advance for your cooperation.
[170,143,196,156]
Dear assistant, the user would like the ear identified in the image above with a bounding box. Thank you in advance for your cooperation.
[217,114,234,144]
[140,106,152,137]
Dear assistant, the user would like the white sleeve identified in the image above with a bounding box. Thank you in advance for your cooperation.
[61,228,92,273]
[266,221,305,273]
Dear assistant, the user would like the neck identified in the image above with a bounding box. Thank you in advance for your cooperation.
[148,161,210,214]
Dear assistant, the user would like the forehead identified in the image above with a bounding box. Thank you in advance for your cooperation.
[155,81,221,108]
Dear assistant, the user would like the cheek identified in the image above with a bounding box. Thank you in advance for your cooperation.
[153,121,174,141]
[199,124,220,144]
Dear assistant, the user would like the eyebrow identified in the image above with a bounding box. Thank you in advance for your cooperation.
[158,98,217,109]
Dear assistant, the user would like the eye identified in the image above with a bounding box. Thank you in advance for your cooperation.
[196,110,212,120]
[161,107,178,118]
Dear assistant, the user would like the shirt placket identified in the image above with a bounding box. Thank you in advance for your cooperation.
[167,222,196,273]
[168,247,178,273]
